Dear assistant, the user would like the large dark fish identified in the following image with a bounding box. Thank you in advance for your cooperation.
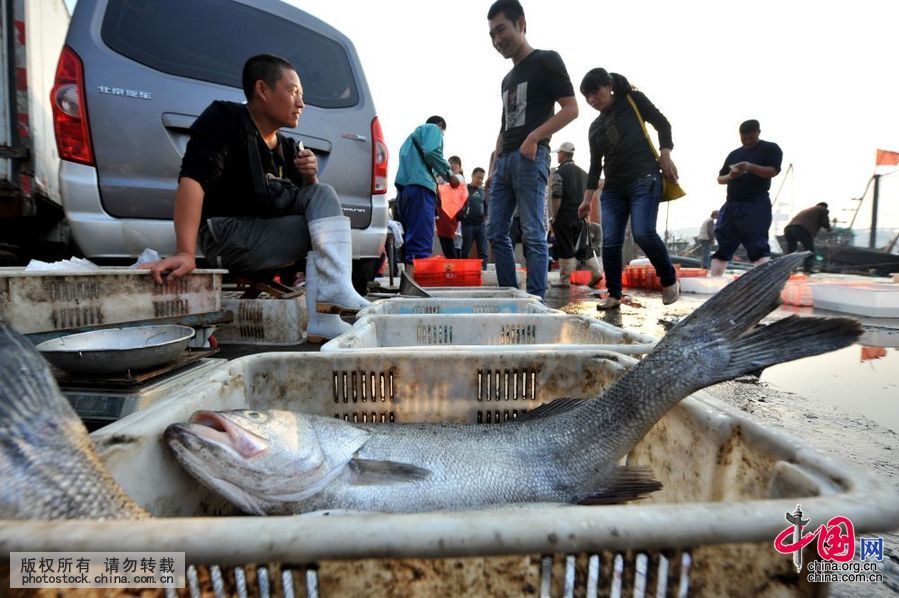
[164,255,862,515]
[0,320,146,519]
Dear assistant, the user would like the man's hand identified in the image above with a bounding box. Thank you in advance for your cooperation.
[294,148,318,184]
[518,135,538,160]
[577,199,591,219]
[140,252,196,284]
[730,162,750,175]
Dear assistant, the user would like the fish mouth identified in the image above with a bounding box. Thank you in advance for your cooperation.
[177,411,269,459]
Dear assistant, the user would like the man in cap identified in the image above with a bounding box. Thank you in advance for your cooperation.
[549,141,590,287]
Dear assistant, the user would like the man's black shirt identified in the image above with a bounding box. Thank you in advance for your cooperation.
[499,49,574,154]
[718,140,783,202]
[179,101,304,221]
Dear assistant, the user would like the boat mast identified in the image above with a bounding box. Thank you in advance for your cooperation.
[870,174,880,248]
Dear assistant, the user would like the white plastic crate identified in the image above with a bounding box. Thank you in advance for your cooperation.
[216,292,307,345]
[4,350,896,596]
[358,297,559,317]
[0,267,225,334]
[809,282,899,317]
[410,286,538,299]
[320,313,656,354]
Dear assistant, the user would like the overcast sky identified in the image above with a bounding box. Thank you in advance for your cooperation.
[290,0,899,240]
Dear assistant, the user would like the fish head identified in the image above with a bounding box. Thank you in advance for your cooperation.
[164,409,331,514]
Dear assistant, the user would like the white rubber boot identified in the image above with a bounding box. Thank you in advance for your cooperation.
[308,216,371,314]
[709,258,728,277]
[551,258,575,287]
[305,251,351,344]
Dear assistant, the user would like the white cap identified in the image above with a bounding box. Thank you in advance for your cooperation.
[553,141,575,153]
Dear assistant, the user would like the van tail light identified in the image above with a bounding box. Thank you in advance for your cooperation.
[51,45,94,166]
[371,116,388,195]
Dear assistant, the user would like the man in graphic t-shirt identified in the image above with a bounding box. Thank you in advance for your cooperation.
[486,0,578,298]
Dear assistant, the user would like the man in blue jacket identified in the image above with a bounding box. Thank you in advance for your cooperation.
[395,116,454,278]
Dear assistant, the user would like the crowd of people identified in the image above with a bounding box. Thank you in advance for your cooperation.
[393,0,826,305]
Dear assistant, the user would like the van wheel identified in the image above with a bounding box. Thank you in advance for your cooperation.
[352,257,383,296]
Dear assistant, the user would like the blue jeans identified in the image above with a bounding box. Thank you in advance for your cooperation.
[461,223,488,269]
[700,240,712,269]
[487,146,550,297]
[601,172,676,299]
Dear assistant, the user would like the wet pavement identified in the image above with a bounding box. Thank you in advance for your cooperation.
[546,283,899,435]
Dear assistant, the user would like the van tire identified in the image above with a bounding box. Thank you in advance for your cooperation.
[352,257,382,296]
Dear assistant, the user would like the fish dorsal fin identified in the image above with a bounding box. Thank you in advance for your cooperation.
[348,458,431,485]
[515,398,587,422]
[577,466,662,505]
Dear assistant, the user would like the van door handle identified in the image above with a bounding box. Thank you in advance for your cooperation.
[161,113,196,131]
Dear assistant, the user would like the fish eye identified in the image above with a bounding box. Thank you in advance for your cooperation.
[246,411,262,419]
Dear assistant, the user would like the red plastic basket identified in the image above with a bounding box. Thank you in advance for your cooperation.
[413,257,483,287]
[621,264,681,290]
[569,270,592,285]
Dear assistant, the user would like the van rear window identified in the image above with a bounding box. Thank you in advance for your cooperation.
[101,0,358,108]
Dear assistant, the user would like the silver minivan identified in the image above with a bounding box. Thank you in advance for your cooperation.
[53,0,388,281]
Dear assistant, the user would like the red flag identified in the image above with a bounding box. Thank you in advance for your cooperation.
[876,149,899,166]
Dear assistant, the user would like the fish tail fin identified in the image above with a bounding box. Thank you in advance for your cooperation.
[0,317,78,429]
[714,314,860,382]
[664,253,861,386]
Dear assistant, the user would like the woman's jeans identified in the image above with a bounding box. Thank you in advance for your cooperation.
[601,172,676,299]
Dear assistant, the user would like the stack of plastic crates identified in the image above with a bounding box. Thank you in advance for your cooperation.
[413,257,483,287]
[6,350,896,596]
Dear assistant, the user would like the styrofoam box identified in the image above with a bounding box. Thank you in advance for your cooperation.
[0,268,225,334]
[5,350,896,596]
[358,297,559,317]
[679,276,735,295]
[216,292,307,345]
[321,313,656,354]
[809,282,899,318]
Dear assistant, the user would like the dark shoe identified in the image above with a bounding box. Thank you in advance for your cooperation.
[662,281,680,305]
[596,296,621,310]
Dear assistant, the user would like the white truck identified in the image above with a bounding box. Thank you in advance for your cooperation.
[0,0,70,263]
